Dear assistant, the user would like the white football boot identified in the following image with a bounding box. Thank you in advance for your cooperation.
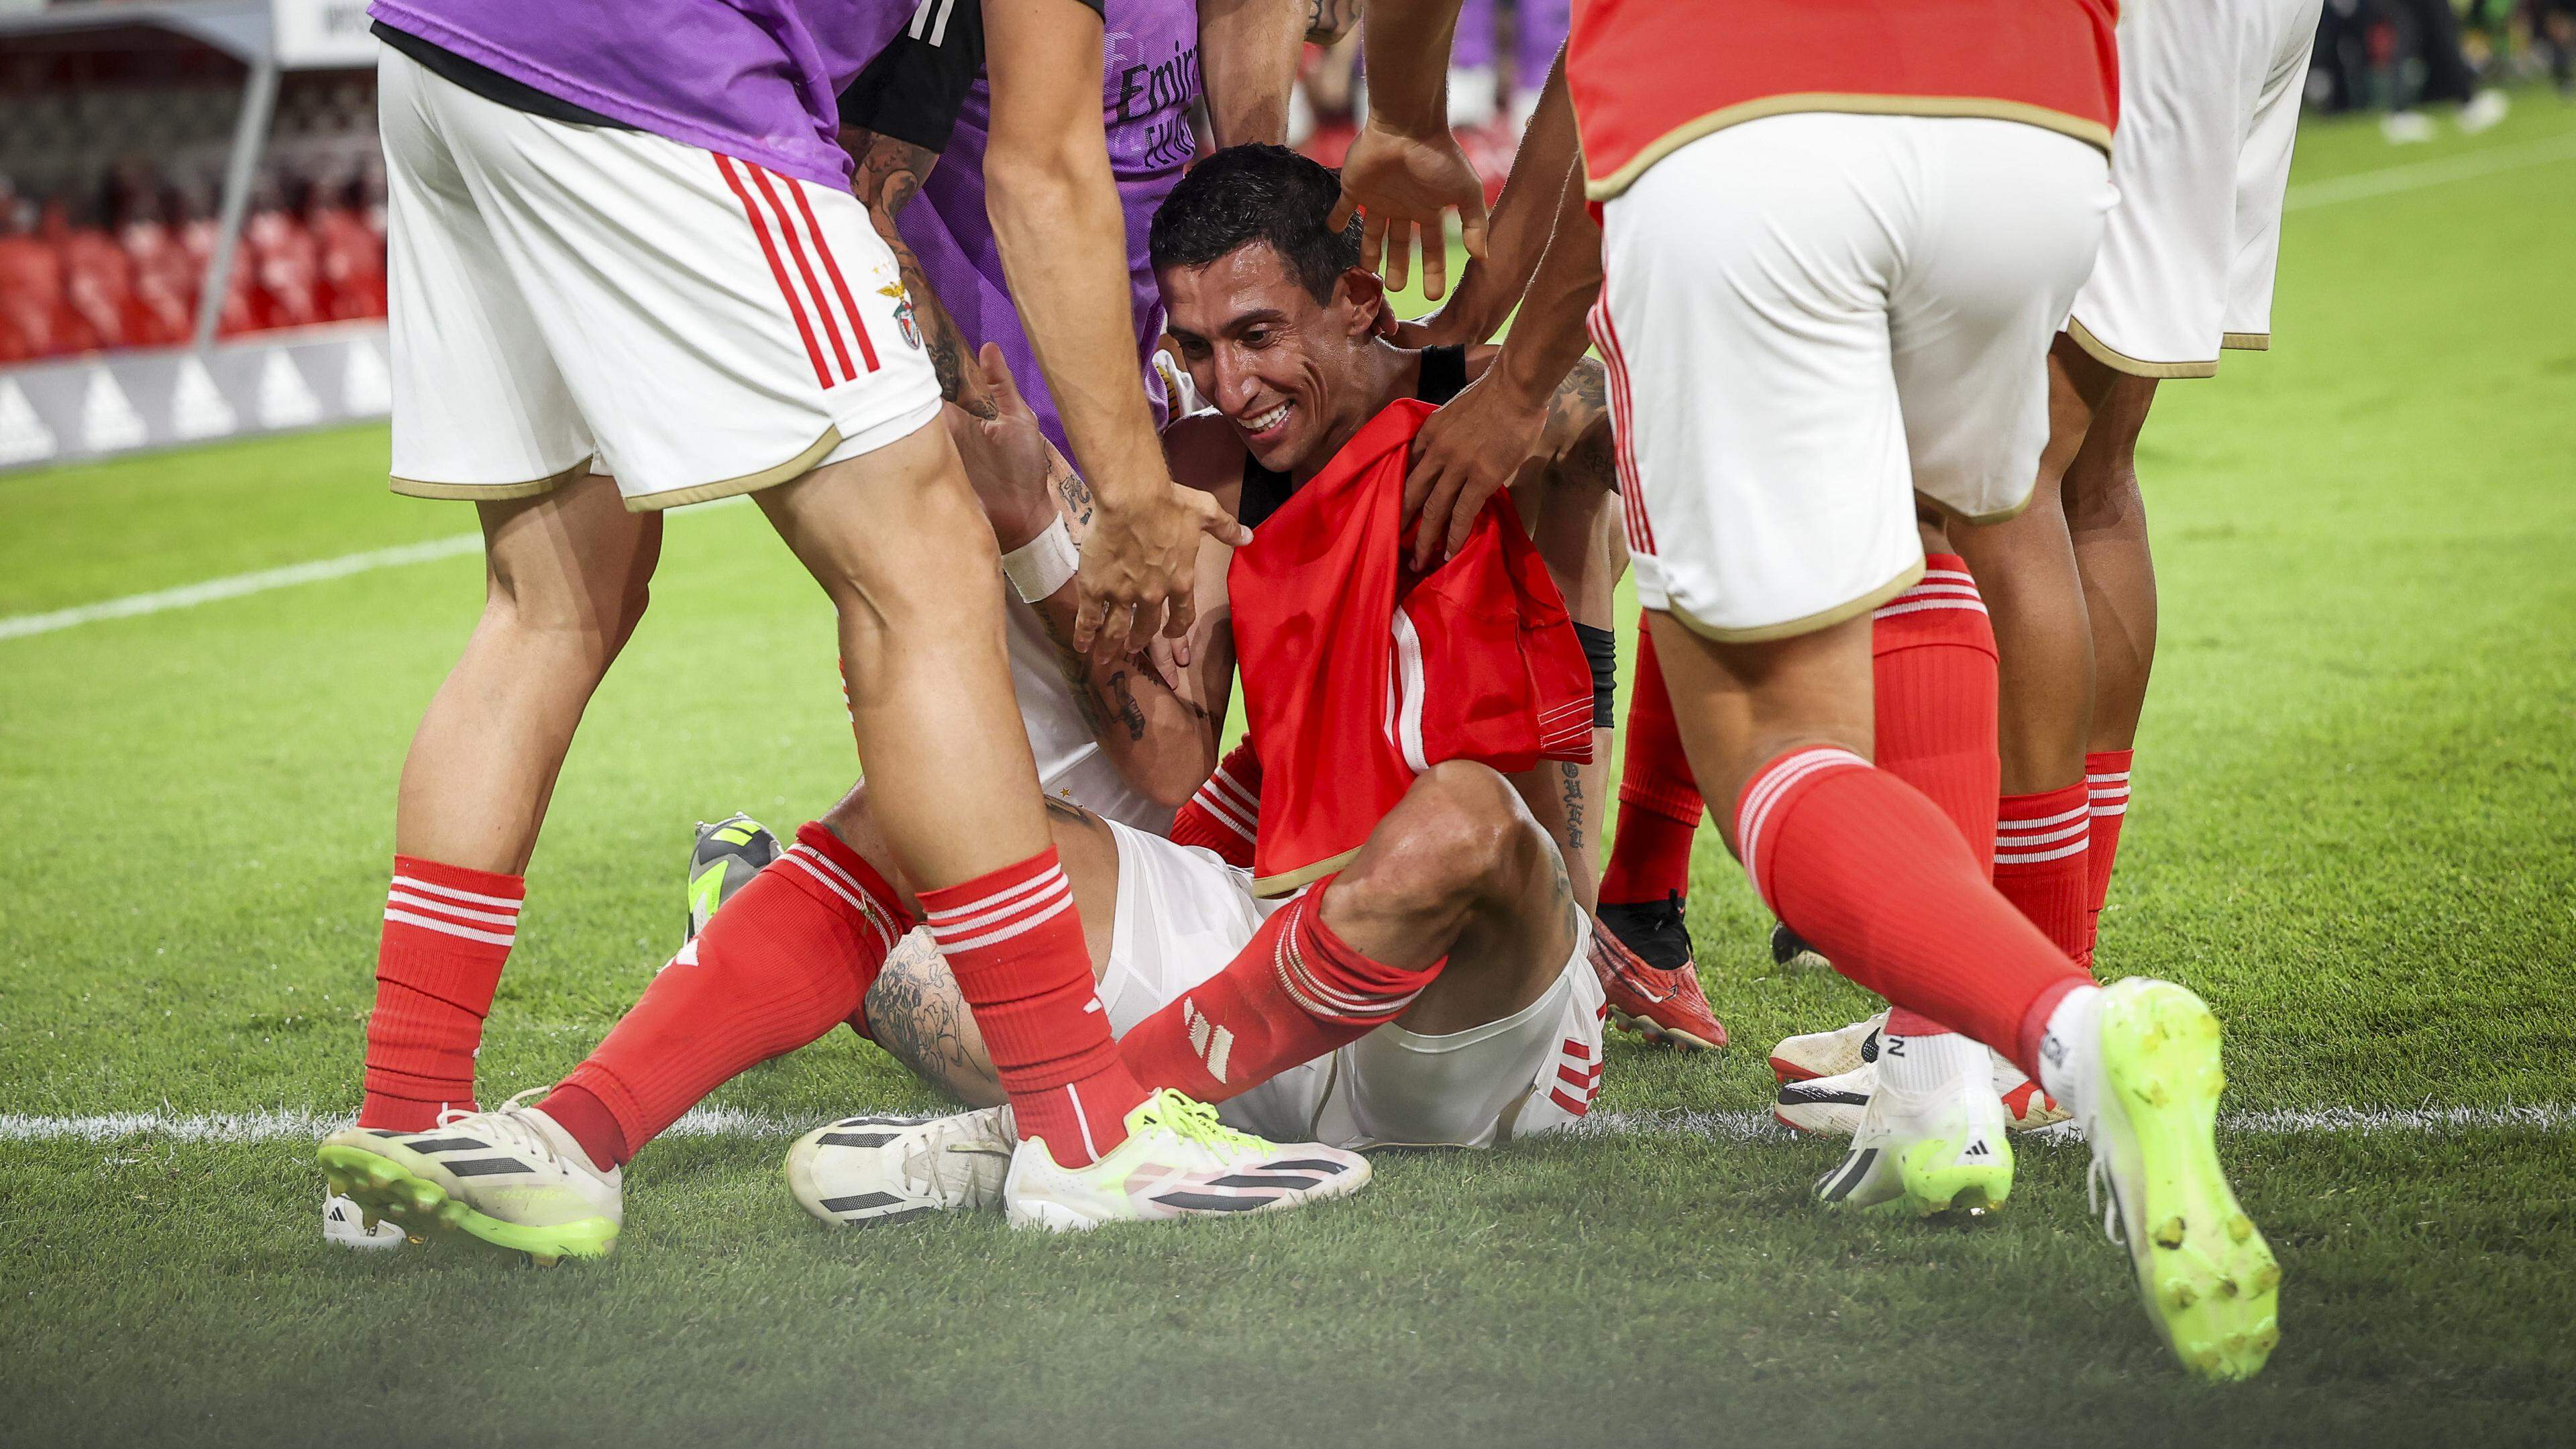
[2049,979,2282,1380]
[1776,1051,2070,1136]
[1768,1010,1885,1084]
[1002,1089,1370,1232]
[321,1192,407,1250]
[317,1089,621,1264]
[786,1108,1016,1226]
[1813,1034,2014,1216]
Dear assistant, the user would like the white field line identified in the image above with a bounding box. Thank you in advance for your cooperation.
[2283,129,2576,211]
[5,1101,2570,1146]
[0,496,751,645]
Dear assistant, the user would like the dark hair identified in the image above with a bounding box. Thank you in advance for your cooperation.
[1148,144,1362,304]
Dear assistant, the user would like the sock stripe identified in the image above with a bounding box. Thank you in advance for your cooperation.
[1269,898,1421,1023]
[929,882,1074,955]
[1737,747,1870,902]
[1065,1083,1098,1160]
[778,849,898,957]
[926,871,1072,938]
[1994,837,2092,865]
[923,868,1061,924]
[1997,821,2090,851]
[1205,763,1260,816]
[388,875,523,912]
[384,890,520,928]
[382,908,515,947]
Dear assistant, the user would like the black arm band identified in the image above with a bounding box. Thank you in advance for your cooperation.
[1572,621,1619,731]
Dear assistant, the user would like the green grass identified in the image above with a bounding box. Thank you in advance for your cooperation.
[5,98,2576,1447]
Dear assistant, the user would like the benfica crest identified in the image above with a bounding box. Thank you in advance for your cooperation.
[879,282,923,350]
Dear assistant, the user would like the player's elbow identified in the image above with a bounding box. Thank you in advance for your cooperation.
[1128,749,1220,812]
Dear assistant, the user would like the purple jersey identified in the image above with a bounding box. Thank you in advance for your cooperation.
[366,0,917,189]
[854,0,1201,452]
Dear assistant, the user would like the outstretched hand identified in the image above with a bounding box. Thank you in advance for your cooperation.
[1328,120,1490,302]
[1403,368,1547,571]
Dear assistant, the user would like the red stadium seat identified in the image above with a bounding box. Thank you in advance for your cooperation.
[313,205,386,320]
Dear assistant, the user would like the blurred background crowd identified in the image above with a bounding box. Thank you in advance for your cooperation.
[1,0,2569,365]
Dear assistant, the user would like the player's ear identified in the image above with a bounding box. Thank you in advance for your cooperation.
[1336,266,1388,339]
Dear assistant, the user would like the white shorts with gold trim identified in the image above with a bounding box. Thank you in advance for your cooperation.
[1092,819,1607,1149]
[2067,0,2324,378]
[1595,113,2111,641]
[378,48,940,510]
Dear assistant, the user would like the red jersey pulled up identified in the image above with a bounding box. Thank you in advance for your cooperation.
[1568,0,2121,201]
[1228,400,1594,897]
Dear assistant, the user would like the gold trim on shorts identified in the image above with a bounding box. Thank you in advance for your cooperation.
[1251,845,1361,900]
[1663,557,1927,645]
[625,426,845,513]
[390,455,592,500]
[1586,95,2114,202]
[2222,331,2271,352]
[2063,317,2220,380]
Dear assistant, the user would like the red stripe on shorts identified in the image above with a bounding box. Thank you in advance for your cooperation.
[745,163,856,384]
[1589,297,1656,555]
[786,178,880,374]
[714,154,833,390]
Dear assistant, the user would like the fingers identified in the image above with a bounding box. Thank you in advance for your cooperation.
[1120,597,1157,659]
[979,341,1026,413]
[1327,191,1359,237]
[1358,211,1387,280]
[1163,589,1197,644]
[1411,468,1464,572]
[1381,217,1410,294]
[1444,489,1483,563]
[1458,211,1492,264]
[1073,588,1106,651]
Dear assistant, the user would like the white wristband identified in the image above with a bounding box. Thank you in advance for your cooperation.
[1000,515,1080,604]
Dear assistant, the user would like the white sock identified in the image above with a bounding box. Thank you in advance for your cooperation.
[1878,1028,1984,1095]
[2036,985,2104,1116]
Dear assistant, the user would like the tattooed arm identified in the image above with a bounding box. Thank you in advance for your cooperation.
[842,125,998,419]
[949,350,1236,808]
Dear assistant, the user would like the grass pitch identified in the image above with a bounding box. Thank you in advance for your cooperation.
[5,101,2575,1448]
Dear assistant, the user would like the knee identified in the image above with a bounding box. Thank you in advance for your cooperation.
[1364,762,1549,906]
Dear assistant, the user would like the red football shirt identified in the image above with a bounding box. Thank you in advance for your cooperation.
[1568,0,2121,201]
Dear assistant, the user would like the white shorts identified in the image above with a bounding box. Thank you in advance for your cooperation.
[2068,0,2322,377]
[1094,819,1608,1149]
[1595,113,2112,641]
[378,47,941,509]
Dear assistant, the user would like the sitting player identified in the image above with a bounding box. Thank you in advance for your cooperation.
[315,147,1630,1256]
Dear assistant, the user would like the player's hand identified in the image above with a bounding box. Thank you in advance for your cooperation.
[1403,368,1548,571]
[945,344,1057,549]
[1385,303,1479,351]
[1305,0,1362,45]
[1328,119,1490,302]
[1077,474,1252,661]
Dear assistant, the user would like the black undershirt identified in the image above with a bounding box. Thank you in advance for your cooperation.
[1237,345,1469,532]
[373,23,635,129]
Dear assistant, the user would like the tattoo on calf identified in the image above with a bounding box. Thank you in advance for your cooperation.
[1559,761,1586,852]
[863,939,1000,1107]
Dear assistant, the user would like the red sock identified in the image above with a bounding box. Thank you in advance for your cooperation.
[1737,747,2086,1081]
[540,824,912,1169]
[1994,781,2095,971]
[922,848,1143,1167]
[1119,876,1442,1103]
[1872,557,2001,1040]
[1601,617,1706,906]
[2084,749,2133,959]
[360,857,524,1130]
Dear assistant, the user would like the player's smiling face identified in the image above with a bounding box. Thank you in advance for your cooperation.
[1159,241,1381,476]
